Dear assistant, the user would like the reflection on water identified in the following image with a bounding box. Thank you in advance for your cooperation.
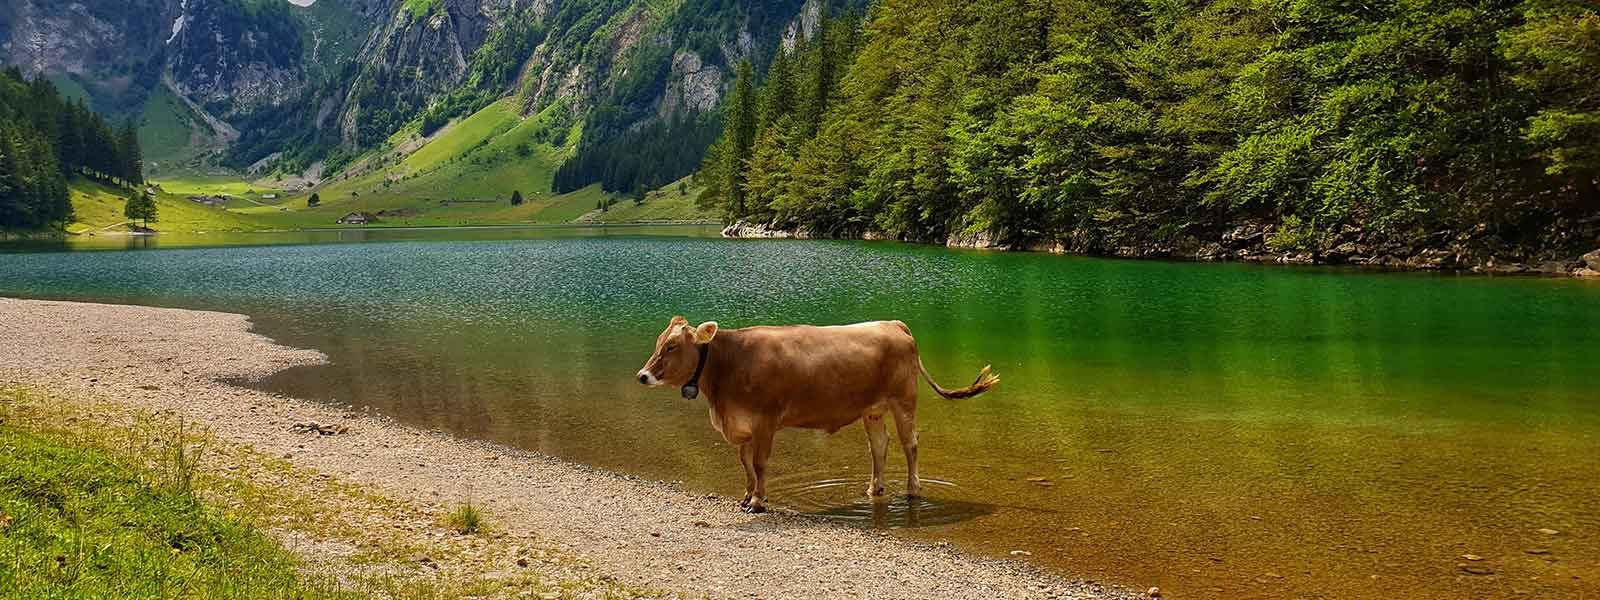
[764,475,988,528]
[1,227,1597,600]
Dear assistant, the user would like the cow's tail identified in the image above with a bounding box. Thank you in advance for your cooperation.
[917,359,999,399]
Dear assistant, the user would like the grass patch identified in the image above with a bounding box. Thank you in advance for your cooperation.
[1,386,671,600]
[66,177,267,233]
[445,501,486,535]
[403,0,443,19]
[587,176,715,223]
[241,101,617,228]
[0,415,356,598]
[138,84,207,170]
[149,175,280,199]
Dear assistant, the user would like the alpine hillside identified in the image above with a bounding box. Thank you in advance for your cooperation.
[2,0,858,228]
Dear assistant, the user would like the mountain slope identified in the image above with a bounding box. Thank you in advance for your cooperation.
[3,0,856,215]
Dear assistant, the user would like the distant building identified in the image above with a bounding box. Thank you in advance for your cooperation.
[261,193,278,199]
[337,212,375,225]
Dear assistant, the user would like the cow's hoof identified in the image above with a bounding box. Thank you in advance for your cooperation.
[741,503,767,514]
[866,485,885,497]
[738,496,751,508]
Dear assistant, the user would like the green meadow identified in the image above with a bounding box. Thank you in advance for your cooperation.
[61,98,717,236]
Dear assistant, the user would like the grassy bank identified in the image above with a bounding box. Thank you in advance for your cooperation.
[0,386,652,600]
[0,392,353,599]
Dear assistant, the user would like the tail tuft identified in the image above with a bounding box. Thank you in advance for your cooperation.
[919,360,1000,399]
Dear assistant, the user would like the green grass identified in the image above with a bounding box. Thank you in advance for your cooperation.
[444,502,486,535]
[122,92,705,229]
[138,84,206,170]
[149,175,279,199]
[237,100,619,228]
[67,178,268,233]
[0,426,358,598]
[45,74,92,106]
[402,0,443,18]
[399,99,522,174]
[588,176,715,223]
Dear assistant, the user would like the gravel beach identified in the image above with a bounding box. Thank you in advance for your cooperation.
[0,297,1144,600]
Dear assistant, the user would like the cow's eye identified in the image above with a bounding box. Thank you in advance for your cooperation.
[665,343,678,352]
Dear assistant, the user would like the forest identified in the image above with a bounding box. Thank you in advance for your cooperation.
[699,0,1600,260]
[0,68,144,230]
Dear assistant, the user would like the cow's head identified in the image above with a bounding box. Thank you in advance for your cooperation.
[636,315,718,387]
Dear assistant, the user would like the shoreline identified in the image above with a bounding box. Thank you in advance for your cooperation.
[0,297,1140,600]
[720,221,1600,279]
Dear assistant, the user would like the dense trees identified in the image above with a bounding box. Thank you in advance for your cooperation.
[1,68,144,229]
[700,0,1600,257]
[123,190,158,229]
[553,0,869,196]
[552,113,722,195]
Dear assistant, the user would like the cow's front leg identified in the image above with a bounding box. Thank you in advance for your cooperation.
[743,430,775,514]
[863,414,888,497]
[738,442,756,508]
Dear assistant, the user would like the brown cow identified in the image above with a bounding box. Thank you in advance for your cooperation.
[635,316,999,513]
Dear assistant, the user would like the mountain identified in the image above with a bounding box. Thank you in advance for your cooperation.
[0,0,855,204]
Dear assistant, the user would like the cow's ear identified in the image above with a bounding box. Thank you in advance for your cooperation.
[693,321,718,344]
[670,315,688,327]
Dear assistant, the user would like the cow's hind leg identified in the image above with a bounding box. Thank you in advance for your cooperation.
[863,413,888,497]
[738,442,756,507]
[889,400,922,497]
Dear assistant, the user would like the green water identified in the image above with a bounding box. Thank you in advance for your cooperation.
[2,227,1596,599]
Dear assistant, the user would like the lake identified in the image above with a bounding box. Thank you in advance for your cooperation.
[2,226,1596,599]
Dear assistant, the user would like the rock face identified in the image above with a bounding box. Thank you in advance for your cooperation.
[721,220,809,239]
[658,50,723,120]
[1580,249,1600,275]
[780,0,824,52]
[946,229,1004,250]
[337,2,478,146]
[0,0,171,78]
[166,0,307,118]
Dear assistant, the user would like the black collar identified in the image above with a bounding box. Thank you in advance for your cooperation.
[681,344,710,399]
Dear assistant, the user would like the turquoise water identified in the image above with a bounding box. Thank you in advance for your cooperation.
[2,227,1596,599]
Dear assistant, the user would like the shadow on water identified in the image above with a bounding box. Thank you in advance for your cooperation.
[760,474,994,529]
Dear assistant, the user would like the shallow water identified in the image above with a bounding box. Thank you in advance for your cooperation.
[2,226,1596,599]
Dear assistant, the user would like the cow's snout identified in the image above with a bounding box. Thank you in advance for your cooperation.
[637,370,659,386]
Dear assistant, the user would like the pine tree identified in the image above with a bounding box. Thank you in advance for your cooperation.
[510,190,524,205]
[117,119,143,184]
[123,191,157,229]
[705,61,758,218]
[308,193,321,207]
